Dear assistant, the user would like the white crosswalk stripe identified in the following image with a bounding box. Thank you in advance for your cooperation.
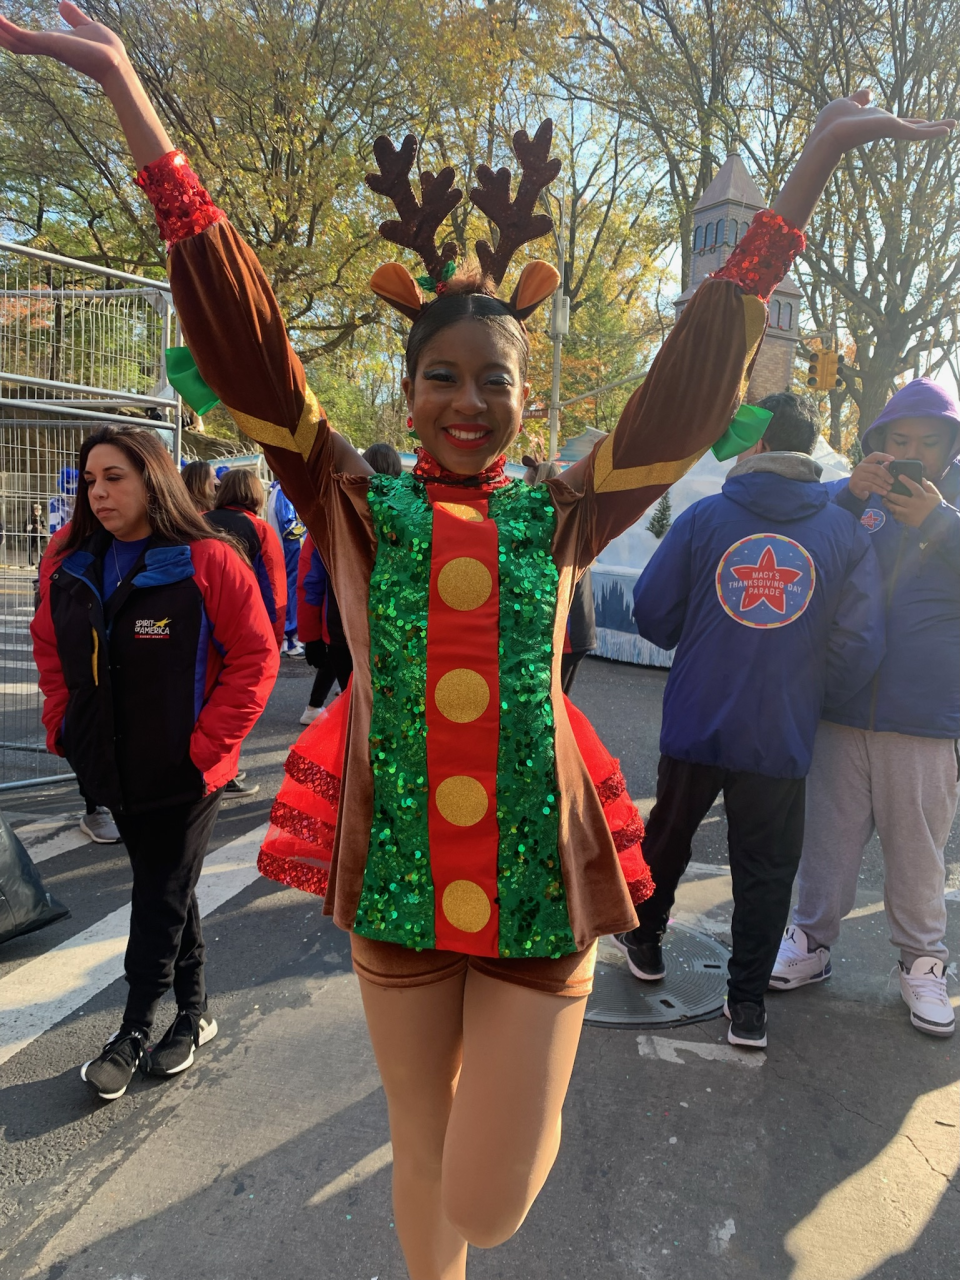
[12,819,91,863]
[0,822,268,1067]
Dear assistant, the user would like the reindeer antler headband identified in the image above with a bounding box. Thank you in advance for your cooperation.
[367,120,562,324]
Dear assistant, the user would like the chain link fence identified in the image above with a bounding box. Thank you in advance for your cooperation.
[0,242,178,791]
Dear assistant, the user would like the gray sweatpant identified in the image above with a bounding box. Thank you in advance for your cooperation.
[794,721,959,966]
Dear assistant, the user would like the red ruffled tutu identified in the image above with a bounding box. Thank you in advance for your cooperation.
[258,679,653,905]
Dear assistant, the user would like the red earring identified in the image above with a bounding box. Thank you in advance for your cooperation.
[407,415,415,434]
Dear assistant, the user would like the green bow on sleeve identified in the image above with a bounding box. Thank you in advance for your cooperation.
[711,403,774,462]
[165,346,222,417]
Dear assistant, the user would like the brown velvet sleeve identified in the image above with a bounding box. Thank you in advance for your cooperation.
[166,219,371,562]
[556,278,768,565]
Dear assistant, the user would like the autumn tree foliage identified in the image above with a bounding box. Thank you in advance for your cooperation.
[1,0,959,451]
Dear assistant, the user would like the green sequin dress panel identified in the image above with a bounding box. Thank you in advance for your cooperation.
[355,474,435,948]
[488,481,576,958]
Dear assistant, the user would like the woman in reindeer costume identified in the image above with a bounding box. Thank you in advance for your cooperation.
[3,6,951,1274]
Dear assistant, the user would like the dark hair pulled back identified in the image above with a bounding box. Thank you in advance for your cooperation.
[59,425,234,556]
[405,287,530,379]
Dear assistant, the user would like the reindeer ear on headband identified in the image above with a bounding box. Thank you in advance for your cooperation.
[370,262,425,321]
[510,260,560,320]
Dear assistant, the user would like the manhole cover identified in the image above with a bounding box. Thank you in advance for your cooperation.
[585,922,730,1029]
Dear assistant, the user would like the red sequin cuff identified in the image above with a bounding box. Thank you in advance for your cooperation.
[712,209,805,302]
[135,150,225,248]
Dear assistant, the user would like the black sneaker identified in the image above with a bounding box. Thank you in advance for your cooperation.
[225,775,259,795]
[146,1010,218,1076]
[80,1027,146,1100]
[609,932,666,980]
[725,999,768,1048]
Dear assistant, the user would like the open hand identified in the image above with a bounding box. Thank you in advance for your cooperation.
[883,474,943,528]
[0,2,126,84]
[811,89,954,156]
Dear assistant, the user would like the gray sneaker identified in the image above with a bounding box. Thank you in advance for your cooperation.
[80,807,121,844]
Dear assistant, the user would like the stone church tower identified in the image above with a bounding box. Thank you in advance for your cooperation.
[675,154,802,401]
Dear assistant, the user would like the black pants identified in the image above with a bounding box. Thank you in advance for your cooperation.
[633,756,806,1004]
[114,787,224,1033]
[308,642,353,708]
[561,650,589,695]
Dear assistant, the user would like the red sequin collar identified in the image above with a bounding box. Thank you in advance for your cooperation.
[412,447,510,488]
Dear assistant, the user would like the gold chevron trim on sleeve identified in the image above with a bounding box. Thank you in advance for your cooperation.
[294,387,321,459]
[593,433,707,494]
[223,386,321,460]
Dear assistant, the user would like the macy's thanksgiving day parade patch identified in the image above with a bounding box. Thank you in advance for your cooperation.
[715,534,816,629]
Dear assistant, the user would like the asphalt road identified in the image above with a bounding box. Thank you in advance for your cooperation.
[0,656,957,1280]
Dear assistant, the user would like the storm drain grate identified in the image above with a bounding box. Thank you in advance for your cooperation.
[585,922,730,1029]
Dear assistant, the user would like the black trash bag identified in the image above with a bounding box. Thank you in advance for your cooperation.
[0,810,70,944]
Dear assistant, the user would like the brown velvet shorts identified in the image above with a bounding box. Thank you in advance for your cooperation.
[350,932,598,999]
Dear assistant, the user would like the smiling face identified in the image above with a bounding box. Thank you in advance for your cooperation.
[402,318,530,474]
[83,443,153,541]
[882,416,956,481]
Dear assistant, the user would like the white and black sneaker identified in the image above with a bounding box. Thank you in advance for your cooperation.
[898,958,955,1037]
[769,925,832,990]
[609,931,666,980]
[80,1027,146,1100]
[146,1010,219,1076]
[725,998,768,1048]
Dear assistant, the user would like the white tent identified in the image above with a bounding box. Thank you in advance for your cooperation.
[591,437,853,667]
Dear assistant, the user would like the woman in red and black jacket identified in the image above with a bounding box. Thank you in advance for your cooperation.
[31,424,279,1101]
[204,467,287,649]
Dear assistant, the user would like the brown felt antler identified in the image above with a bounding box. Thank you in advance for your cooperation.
[471,120,561,285]
[365,135,463,280]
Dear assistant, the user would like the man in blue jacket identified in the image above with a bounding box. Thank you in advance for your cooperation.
[772,379,960,1038]
[621,393,884,1048]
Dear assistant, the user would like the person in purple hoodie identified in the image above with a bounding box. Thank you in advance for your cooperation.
[772,378,960,1038]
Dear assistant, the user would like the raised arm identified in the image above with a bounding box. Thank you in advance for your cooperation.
[0,3,371,559]
[559,89,954,563]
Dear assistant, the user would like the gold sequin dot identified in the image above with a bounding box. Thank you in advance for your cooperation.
[437,557,492,611]
[434,668,491,723]
[435,775,489,827]
[442,879,492,933]
[435,501,484,523]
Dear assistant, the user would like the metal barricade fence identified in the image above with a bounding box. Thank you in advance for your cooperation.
[0,241,179,791]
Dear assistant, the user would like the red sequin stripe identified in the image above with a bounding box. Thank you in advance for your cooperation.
[612,816,646,854]
[624,866,655,906]
[284,750,342,805]
[135,150,225,248]
[712,209,805,303]
[412,447,510,489]
[270,799,336,848]
[595,767,627,807]
[257,847,329,898]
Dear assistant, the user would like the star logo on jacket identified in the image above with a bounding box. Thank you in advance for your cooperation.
[134,617,171,638]
[861,507,885,532]
[715,534,816,629]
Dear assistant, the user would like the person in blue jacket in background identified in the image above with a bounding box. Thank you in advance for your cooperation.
[619,393,884,1048]
[267,479,306,655]
[772,378,960,1038]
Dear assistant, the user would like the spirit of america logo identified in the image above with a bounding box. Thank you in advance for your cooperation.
[134,617,171,638]
[715,534,816,629]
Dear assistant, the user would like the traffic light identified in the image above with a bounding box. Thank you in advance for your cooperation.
[805,349,846,391]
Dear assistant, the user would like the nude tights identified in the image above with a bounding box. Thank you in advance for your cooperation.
[357,968,588,1280]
